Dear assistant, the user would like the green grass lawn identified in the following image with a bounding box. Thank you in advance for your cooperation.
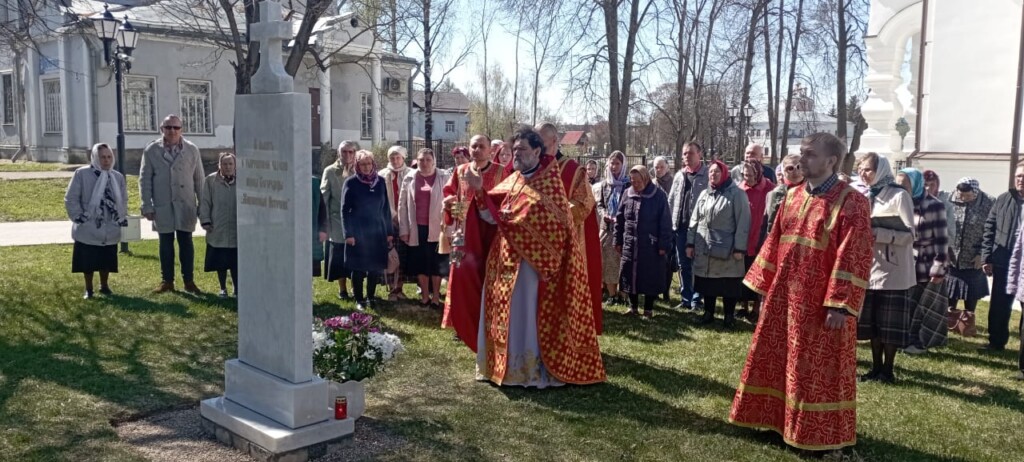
[0,160,74,172]
[0,177,141,222]
[1,241,1023,461]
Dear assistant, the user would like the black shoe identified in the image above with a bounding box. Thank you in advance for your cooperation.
[83,290,94,300]
[98,286,112,296]
[978,344,1005,352]
[859,370,882,382]
[698,312,715,325]
[337,291,351,300]
[879,371,897,384]
[723,318,736,329]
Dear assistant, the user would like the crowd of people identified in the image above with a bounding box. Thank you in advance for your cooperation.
[62,114,1024,454]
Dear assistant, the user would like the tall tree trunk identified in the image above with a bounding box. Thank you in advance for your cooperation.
[603,0,623,151]
[423,0,434,144]
[513,22,521,128]
[762,7,776,163]
[837,0,852,173]
[674,0,690,169]
[772,0,784,162]
[389,0,398,53]
[781,0,805,157]
[481,0,490,137]
[738,1,768,163]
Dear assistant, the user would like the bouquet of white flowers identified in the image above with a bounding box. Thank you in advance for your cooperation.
[312,313,404,382]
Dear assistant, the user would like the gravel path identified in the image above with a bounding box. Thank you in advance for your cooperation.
[115,407,409,462]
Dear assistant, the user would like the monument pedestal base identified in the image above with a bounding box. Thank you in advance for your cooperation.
[201,397,353,461]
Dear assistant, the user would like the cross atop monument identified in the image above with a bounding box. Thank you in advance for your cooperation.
[250,0,294,94]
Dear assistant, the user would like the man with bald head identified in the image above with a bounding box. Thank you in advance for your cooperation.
[140,114,206,294]
[441,134,508,341]
[731,143,777,185]
[535,122,603,334]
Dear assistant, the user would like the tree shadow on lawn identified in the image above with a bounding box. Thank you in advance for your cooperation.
[894,367,1024,413]
[102,294,196,317]
[916,347,1019,370]
[601,308,699,344]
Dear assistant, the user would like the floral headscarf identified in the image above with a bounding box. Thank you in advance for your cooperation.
[743,159,764,186]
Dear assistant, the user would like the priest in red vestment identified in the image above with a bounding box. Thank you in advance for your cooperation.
[729,133,873,451]
[441,135,507,346]
[456,127,605,387]
[535,123,603,334]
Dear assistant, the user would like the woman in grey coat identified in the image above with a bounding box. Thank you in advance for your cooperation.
[686,160,751,328]
[64,143,128,299]
[200,153,238,298]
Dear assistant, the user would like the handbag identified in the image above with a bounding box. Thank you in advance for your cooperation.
[386,245,400,275]
[947,309,977,337]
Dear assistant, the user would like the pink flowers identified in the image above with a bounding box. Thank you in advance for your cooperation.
[321,313,374,334]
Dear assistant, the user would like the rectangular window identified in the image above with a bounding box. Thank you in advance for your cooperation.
[445,120,455,133]
[179,80,212,134]
[464,121,469,133]
[42,79,61,133]
[2,74,13,125]
[124,76,156,132]
[360,93,372,139]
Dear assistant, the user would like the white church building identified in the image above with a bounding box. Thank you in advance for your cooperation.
[0,0,417,169]
[862,0,1023,192]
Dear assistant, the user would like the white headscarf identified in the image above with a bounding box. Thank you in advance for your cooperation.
[85,143,126,224]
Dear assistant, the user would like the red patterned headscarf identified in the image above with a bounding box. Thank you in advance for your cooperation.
[709,160,731,190]
[743,159,764,186]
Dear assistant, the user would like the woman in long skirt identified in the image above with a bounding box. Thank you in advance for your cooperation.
[64,143,128,299]
[200,153,238,298]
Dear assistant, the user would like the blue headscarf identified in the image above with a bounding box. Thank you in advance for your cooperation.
[605,151,630,213]
[899,167,924,200]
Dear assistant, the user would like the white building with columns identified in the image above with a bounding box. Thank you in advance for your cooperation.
[0,0,416,171]
[863,0,1023,192]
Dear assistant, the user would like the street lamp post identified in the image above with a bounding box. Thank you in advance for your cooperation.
[94,4,140,253]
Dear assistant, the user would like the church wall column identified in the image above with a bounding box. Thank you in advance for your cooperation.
[371,58,382,145]
[24,49,41,150]
[58,34,72,159]
[903,33,921,152]
[860,34,905,159]
[318,58,332,147]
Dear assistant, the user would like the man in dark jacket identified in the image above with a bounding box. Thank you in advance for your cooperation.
[980,166,1024,351]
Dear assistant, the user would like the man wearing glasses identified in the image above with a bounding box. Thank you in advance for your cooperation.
[140,114,206,294]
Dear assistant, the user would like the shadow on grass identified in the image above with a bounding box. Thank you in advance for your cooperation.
[102,294,195,317]
[896,367,1024,413]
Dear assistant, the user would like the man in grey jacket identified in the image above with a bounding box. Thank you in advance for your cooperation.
[140,114,205,294]
[668,141,709,310]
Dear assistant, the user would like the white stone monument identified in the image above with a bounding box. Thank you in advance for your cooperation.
[200,1,352,459]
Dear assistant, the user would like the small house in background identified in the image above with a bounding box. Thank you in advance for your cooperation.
[411,90,470,142]
[559,130,589,153]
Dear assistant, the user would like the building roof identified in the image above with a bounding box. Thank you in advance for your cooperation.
[560,131,586,145]
[412,91,470,114]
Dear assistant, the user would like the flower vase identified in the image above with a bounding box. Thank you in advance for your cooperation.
[329,379,366,419]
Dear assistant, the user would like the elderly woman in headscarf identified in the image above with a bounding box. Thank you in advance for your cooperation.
[855,152,917,383]
[737,159,775,319]
[946,177,995,332]
[200,152,238,298]
[596,151,630,305]
[687,160,751,328]
[343,150,395,311]
[613,165,673,318]
[653,156,674,193]
[763,154,803,238]
[896,167,949,355]
[64,143,128,299]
